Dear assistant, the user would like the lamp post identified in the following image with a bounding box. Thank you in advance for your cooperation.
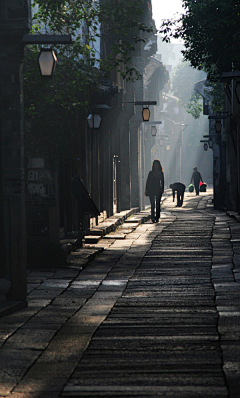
[200,139,210,151]
[123,101,157,122]
[22,34,72,79]
[203,135,213,149]
[2,33,72,304]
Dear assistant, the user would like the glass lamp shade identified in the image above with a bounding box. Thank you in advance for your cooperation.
[204,143,208,151]
[87,114,101,129]
[142,107,150,122]
[166,144,171,151]
[208,138,213,148]
[151,125,157,136]
[38,48,57,78]
[215,120,222,133]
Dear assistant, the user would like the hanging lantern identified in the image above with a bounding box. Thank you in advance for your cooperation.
[142,107,150,122]
[37,48,57,78]
[87,114,101,129]
[151,125,157,136]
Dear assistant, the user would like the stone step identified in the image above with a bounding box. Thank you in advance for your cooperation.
[103,233,126,240]
[88,228,104,237]
[83,235,101,244]
[124,218,142,225]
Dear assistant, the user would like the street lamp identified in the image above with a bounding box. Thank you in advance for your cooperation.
[203,143,208,151]
[37,48,57,78]
[208,138,213,148]
[166,144,171,151]
[87,113,101,129]
[142,107,150,122]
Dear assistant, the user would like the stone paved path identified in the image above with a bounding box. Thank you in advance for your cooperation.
[0,189,240,397]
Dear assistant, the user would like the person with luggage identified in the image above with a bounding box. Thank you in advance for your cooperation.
[190,167,203,196]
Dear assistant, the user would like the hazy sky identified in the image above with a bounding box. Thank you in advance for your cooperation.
[152,0,184,30]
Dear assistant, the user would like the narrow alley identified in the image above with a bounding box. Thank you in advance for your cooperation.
[0,190,239,398]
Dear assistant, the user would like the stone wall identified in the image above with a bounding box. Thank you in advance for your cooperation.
[0,0,31,300]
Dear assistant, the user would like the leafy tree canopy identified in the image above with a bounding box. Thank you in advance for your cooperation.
[171,61,206,119]
[24,0,154,162]
[31,0,153,82]
[159,0,240,81]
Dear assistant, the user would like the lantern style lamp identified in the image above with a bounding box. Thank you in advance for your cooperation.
[208,138,213,148]
[166,144,171,151]
[142,107,150,122]
[38,48,57,78]
[87,113,101,129]
[151,125,157,136]
[215,120,222,133]
[204,143,208,151]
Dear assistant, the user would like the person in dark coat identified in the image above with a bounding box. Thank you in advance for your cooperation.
[170,182,186,207]
[190,167,203,196]
[145,159,164,222]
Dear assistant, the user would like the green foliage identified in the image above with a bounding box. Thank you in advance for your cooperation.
[186,93,203,120]
[24,0,154,163]
[31,0,153,82]
[24,42,90,163]
[171,60,225,118]
[171,61,206,119]
[159,0,240,81]
[205,81,225,113]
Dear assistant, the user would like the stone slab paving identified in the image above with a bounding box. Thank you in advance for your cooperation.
[0,189,239,397]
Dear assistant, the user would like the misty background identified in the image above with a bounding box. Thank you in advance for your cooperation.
[156,36,213,187]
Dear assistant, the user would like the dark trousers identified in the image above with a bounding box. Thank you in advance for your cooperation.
[194,181,200,195]
[150,193,161,221]
[177,189,185,206]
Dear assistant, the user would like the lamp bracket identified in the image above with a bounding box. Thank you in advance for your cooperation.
[22,34,72,44]
[208,112,232,120]
[123,101,157,106]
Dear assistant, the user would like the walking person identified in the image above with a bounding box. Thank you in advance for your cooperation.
[190,167,203,196]
[145,159,164,223]
[170,182,186,207]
